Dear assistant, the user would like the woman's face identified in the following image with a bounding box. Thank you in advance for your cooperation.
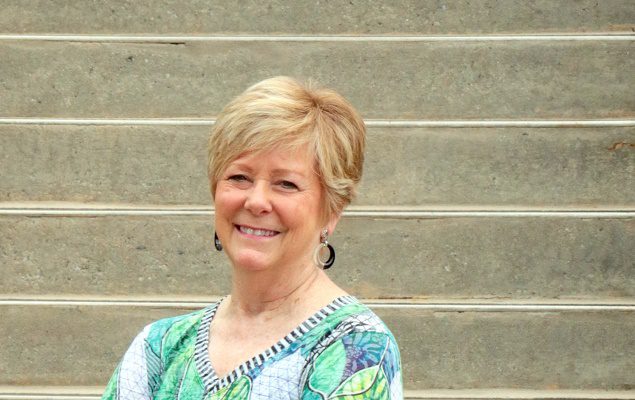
[214,145,338,273]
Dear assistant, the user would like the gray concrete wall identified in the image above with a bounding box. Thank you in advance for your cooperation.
[0,1,633,399]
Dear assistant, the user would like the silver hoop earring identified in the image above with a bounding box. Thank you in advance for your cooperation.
[214,232,223,252]
[314,229,335,269]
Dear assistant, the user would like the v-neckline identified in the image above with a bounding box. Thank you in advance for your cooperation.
[193,295,357,395]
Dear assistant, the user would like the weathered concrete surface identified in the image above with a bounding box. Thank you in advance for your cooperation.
[362,127,635,206]
[0,125,211,205]
[1,125,633,205]
[384,308,635,390]
[1,41,633,119]
[1,216,633,299]
[1,305,633,389]
[1,0,633,34]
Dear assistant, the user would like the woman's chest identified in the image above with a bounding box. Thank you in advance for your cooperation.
[156,347,308,400]
[208,324,293,377]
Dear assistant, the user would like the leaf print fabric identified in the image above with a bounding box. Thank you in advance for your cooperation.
[303,332,399,399]
[101,296,402,400]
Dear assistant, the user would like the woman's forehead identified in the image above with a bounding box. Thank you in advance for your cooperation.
[228,146,318,175]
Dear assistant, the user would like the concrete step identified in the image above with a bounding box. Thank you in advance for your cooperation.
[1,215,633,299]
[1,303,633,389]
[1,0,633,35]
[1,386,635,400]
[1,41,632,119]
[1,125,634,206]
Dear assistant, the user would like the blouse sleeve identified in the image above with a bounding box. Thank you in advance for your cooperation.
[101,326,154,400]
[301,330,403,400]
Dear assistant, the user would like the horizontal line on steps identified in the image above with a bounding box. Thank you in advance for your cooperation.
[404,389,635,399]
[2,298,634,311]
[1,387,634,399]
[1,118,634,127]
[0,34,633,42]
[1,205,633,218]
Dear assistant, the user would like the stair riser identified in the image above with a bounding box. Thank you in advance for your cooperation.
[2,216,633,299]
[1,0,633,34]
[1,41,633,119]
[1,125,633,205]
[2,305,633,389]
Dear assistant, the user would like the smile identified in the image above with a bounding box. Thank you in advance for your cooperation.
[236,225,279,237]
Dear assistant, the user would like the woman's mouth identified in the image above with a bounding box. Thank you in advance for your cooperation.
[236,225,279,237]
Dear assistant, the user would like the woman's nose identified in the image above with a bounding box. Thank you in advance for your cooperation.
[244,180,273,215]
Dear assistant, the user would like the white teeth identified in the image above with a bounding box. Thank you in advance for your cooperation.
[239,226,276,237]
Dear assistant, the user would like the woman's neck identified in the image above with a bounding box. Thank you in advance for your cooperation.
[225,263,343,318]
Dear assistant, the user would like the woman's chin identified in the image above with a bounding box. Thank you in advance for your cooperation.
[229,250,276,272]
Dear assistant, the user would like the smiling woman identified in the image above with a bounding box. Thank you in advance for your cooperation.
[101,77,403,400]
[214,147,330,276]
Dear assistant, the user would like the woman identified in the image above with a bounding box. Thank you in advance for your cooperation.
[102,76,403,399]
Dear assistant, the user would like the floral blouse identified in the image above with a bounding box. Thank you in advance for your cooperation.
[102,296,403,399]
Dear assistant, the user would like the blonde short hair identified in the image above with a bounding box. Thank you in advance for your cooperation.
[208,76,366,219]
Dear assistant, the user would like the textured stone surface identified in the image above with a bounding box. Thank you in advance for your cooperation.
[362,127,635,206]
[0,125,211,205]
[1,41,633,119]
[385,308,635,390]
[1,0,633,34]
[1,305,633,389]
[1,216,633,299]
[1,125,634,205]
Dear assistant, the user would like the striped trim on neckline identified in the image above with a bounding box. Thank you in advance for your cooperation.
[193,295,357,395]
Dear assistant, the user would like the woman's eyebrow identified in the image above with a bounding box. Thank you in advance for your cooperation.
[226,161,253,171]
[271,168,308,178]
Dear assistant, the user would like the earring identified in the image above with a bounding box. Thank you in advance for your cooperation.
[314,229,335,269]
[214,232,223,252]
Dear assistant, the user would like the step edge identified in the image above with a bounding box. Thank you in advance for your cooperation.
[0,33,634,43]
[1,117,635,127]
[1,387,635,399]
[1,297,634,311]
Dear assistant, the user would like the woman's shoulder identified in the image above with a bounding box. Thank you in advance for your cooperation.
[299,297,403,399]
[302,296,401,364]
[101,305,215,400]
[318,296,397,341]
[132,303,215,357]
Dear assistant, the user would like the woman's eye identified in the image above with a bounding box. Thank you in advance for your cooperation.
[228,174,248,182]
[279,180,298,190]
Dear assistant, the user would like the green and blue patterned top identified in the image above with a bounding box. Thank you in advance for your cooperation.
[102,296,402,399]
